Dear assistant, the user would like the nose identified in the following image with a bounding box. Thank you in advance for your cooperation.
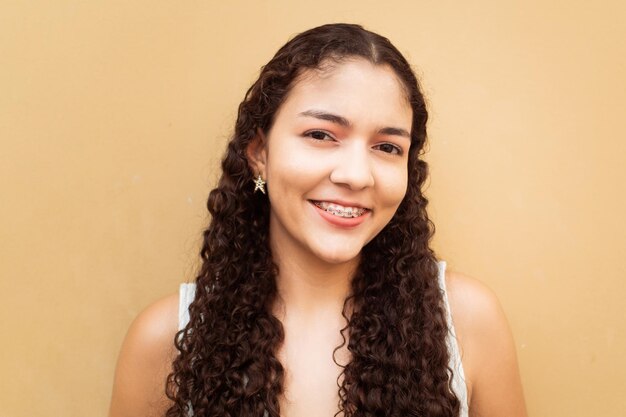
[329,142,375,190]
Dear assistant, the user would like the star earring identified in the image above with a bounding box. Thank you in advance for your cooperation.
[253,174,266,194]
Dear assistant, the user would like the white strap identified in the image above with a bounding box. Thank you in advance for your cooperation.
[437,260,469,417]
[178,283,196,331]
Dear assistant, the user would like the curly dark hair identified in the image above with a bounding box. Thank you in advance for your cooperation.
[165,23,460,417]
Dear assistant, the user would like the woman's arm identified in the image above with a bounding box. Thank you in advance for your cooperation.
[446,270,528,417]
[108,293,179,417]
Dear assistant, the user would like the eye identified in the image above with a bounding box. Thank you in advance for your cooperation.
[374,143,403,155]
[304,130,334,141]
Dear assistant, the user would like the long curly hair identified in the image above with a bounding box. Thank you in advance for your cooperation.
[165,23,460,417]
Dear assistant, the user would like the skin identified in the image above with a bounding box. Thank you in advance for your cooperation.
[248,59,413,416]
[108,59,527,417]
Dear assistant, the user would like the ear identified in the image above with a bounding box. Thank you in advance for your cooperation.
[246,128,268,176]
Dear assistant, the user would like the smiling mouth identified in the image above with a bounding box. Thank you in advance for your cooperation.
[309,200,369,218]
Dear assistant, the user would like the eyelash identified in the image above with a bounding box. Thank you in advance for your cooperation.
[376,143,403,155]
[303,130,403,155]
[305,130,334,141]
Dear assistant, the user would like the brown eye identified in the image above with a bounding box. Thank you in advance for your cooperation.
[375,143,402,155]
[305,130,334,141]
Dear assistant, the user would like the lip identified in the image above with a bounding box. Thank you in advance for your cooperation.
[309,199,371,210]
[308,200,370,228]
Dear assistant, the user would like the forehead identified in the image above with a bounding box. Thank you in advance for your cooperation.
[274,58,413,129]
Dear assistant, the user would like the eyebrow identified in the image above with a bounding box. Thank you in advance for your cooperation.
[298,109,411,139]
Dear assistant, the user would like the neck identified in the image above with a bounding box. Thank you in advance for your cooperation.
[269,234,358,323]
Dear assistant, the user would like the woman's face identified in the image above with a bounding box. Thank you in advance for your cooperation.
[248,58,413,265]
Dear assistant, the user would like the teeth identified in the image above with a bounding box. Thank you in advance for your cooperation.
[313,201,367,218]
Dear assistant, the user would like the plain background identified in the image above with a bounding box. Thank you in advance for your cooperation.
[1,1,624,416]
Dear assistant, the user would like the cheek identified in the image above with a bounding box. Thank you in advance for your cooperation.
[266,140,325,195]
[377,165,408,208]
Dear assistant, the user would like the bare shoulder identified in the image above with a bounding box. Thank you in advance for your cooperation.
[108,293,180,417]
[443,268,527,417]
[123,293,180,351]
[444,269,506,333]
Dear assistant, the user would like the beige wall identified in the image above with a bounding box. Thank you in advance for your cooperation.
[1,1,624,416]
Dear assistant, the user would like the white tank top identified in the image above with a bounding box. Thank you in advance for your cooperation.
[177,260,469,416]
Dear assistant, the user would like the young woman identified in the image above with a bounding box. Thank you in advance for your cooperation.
[108,23,527,417]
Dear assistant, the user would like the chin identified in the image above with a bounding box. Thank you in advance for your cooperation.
[313,245,362,265]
